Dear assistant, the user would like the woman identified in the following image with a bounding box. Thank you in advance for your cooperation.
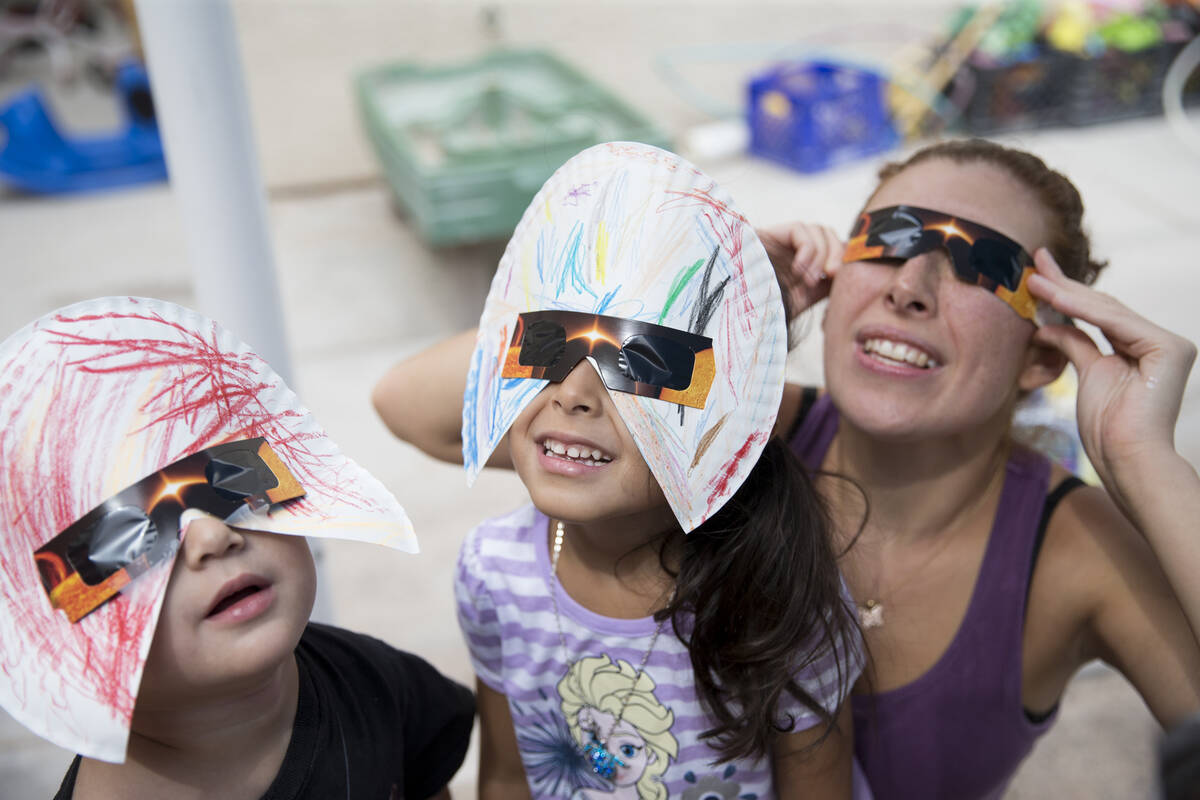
[373,139,1200,798]
[761,138,1199,798]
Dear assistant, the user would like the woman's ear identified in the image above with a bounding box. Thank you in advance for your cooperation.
[1017,337,1069,393]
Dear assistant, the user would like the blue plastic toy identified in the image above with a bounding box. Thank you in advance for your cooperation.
[0,60,167,193]
[748,60,899,173]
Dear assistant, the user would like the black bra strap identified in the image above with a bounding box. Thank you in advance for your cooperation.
[1022,474,1087,724]
[1027,475,1087,603]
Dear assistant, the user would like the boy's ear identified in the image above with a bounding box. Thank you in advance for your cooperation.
[1018,337,1068,393]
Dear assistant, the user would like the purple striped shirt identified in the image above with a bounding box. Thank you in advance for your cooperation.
[456,504,867,799]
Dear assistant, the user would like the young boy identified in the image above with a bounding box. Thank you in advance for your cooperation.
[0,297,473,800]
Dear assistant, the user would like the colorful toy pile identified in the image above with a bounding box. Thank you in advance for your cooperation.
[941,0,1199,133]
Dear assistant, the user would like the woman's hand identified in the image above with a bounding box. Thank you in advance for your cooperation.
[1026,248,1197,505]
[1029,246,1200,667]
[756,222,844,320]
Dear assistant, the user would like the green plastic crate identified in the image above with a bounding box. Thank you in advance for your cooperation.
[356,48,670,246]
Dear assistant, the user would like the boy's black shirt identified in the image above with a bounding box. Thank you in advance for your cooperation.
[54,623,475,799]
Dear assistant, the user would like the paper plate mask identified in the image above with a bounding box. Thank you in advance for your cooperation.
[463,141,787,531]
[0,296,417,762]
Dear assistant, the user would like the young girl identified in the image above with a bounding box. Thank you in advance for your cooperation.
[760,138,1200,798]
[443,142,863,798]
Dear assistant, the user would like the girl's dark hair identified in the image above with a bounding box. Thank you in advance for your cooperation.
[875,138,1108,285]
[657,435,859,763]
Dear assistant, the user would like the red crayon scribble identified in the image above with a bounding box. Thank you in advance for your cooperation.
[705,431,768,510]
[44,308,375,512]
[0,304,379,728]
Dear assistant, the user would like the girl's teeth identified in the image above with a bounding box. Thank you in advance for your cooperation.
[543,438,611,464]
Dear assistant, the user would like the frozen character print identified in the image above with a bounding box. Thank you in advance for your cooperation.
[558,654,678,800]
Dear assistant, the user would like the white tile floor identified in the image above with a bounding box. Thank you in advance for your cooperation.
[2,2,1199,797]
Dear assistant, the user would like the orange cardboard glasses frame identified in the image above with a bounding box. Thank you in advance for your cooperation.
[34,438,304,623]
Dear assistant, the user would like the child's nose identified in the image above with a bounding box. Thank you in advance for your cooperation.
[179,511,245,569]
[550,360,607,415]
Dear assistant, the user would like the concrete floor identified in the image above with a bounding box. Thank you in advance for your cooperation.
[2,2,1198,798]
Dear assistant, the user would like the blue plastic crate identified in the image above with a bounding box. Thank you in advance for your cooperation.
[748,60,899,173]
[0,60,166,194]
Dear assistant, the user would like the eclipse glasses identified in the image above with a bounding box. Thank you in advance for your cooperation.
[34,438,304,623]
[500,310,715,409]
[844,204,1053,323]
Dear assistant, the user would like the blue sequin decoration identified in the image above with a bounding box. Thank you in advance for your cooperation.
[584,733,627,779]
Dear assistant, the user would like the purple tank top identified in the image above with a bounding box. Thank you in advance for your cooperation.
[791,393,1059,800]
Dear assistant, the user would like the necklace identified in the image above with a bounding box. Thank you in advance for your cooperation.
[857,598,885,629]
[549,520,670,780]
[854,526,964,630]
[829,438,1007,631]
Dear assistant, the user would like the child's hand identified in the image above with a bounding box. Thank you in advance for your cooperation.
[757,222,844,320]
[1027,248,1197,501]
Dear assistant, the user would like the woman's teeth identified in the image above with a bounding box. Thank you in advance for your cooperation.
[863,338,938,368]
[543,438,612,466]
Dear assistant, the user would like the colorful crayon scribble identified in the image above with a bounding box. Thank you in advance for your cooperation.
[464,142,786,532]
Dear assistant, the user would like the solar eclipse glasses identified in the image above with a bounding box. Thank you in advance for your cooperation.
[844,204,1049,323]
[35,438,304,622]
[500,310,715,409]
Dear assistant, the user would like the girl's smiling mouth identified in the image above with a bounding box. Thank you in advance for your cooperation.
[542,436,614,466]
[537,434,614,471]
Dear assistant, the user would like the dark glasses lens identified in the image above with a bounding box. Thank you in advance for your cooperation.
[616,334,695,391]
[866,208,925,251]
[68,506,160,586]
[518,320,567,368]
[966,237,1024,291]
[206,450,280,502]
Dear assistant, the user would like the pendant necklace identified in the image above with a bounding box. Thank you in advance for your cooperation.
[858,599,884,629]
[549,519,671,780]
[855,524,961,630]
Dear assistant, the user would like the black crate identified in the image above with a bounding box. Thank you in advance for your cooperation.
[957,49,1077,135]
[1165,35,1200,107]
[1064,43,1175,125]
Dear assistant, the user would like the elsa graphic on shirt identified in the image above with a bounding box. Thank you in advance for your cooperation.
[557,654,679,800]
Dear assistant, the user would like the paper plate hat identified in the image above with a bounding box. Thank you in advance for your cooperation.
[0,296,417,763]
[463,141,787,531]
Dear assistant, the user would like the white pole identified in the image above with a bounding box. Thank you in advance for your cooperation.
[133,0,334,623]
[132,0,293,382]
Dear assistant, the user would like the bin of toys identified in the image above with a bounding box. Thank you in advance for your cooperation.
[747,60,899,173]
[958,47,1077,133]
[1063,7,1184,124]
[1065,41,1175,123]
[942,0,1199,134]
